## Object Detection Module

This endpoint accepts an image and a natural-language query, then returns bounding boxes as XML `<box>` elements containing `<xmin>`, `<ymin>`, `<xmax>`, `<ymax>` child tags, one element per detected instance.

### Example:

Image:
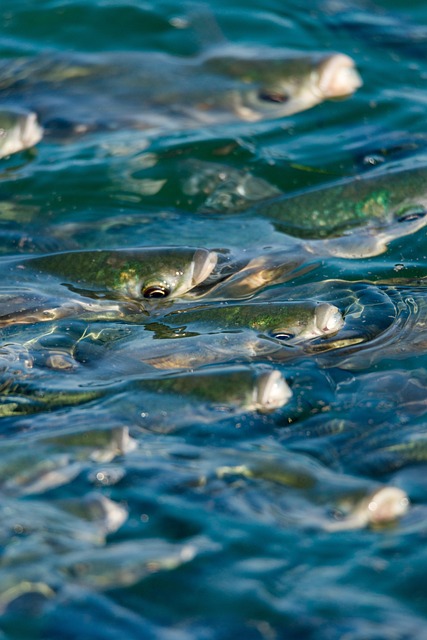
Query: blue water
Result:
<box><xmin>1</xmin><ymin>1</ymin><xmax>427</xmax><ymax>638</ymax></box>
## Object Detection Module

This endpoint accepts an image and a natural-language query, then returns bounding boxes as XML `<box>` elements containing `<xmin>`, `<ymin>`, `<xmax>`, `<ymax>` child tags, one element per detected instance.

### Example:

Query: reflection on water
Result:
<box><xmin>1</xmin><ymin>0</ymin><xmax>427</xmax><ymax>638</ymax></box>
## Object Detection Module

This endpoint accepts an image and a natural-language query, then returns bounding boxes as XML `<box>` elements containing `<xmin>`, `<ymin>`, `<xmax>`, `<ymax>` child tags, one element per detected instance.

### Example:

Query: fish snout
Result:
<box><xmin>255</xmin><ymin>369</ymin><xmax>292</xmax><ymax>413</ymax></box>
<box><xmin>317</xmin><ymin>53</ymin><xmax>362</xmax><ymax>98</ymax></box>
<box><xmin>314</xmin><ymin>302</ymin><xmax>344</xmax><ymax>336</ymax></box>
<box><xmin>21</xmin><ymin>111</ymin><xmax>44</xmax><ymax>148</ymax></box>
<box><xmin>364</xmin><ymin>487</ymin><xmax>409</xmax><ymax>526</ymax></box>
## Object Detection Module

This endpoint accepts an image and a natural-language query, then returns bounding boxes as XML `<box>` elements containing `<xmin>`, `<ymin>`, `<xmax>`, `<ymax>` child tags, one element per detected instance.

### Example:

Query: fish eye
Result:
<box><xmin>258</xmin><ymin>90</ymin><xmax>289</xmax><ymax>104</ymax></box>
<box><xmin>272</xmin><ymin>332</ymin><xmax>295</xmax><ymax>341</ymax></box>
<box><xmin>142</xmin><ymin>285</ymin><xmax>171</xmax><ymax>299</ymax></box>
<box><xmin>397</xmin><ymin>208</ymin><xmax>426</xmax><ymax>223</ymax></box>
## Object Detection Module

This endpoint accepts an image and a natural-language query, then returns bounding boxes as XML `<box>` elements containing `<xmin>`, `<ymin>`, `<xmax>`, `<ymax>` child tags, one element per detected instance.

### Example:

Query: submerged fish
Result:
<box><xmin>180</xmin><ymin>159</ymin><xmax>282</xmax><ymax>213</ymax></box>
<box><xmin>162</xmin><ymin>300</ymin><xmax>344</xmax><ymax>343</ymax></box>
<box><xmin>136</xmin><ymin>366</ymin><xmax>292</xmax><ymax>415</ymax></box>
<box><xmin>202</xmin><ymin>200</ymin><xmax>427</xmax><ymax>300</ymax></box>
<box><xmin>0</xmin><ymin>49</ymin><xmax>361</xmax><ymax>133</ymax></box>
<box><xmin>135</xmin><ymin>333</ymin><xmax>285</xmax><ymax>371</ymax></box>
<box><xmin>7</xmin><ymin>246</ymin><xmax>217</xmax><ymax>303</ymax></box>
<box><xmin>0</xmin><ymin>108</ymin><xmax>43</xmax><ymax>158</ymax></box>
<box><xmin>217</xmin><ymin>452</ymin><xmax>409</xmax><ymax>530</ymax></box>
<box><xmin>251</xmin><ymin>165</ymin><xmax>427</xmax><ymax>240</ymax></box>
<box><xmin>95</xmin><ymin>301</ymin><xmax>343</xmax><ymax>373</ymax></box>
<box><xmin>250</xmin><ymin>279</ymin><xmax>422</xmax><ymax>365</ymax></box>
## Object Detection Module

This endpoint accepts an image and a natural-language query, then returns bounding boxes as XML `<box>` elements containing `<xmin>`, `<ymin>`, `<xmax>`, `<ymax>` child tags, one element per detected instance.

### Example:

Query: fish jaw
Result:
<box><xmin>254</xmin><ymin>370</ymin><xmax>292</xmax><ymax>413</ymax></box>
<box><xmin>326</xmin><ymin>486</ymin><xmax>410</xmax><ymax>531</ymax></box>
<box><xmin>313</xmin><ymin>303</ymin><xmax>345</xmax><ymax>337</ymax></box>
<box><xmin>20</xmin><ymin>111</ymin><xmax>44</xmax><ymax>148</ymax></box>
<box><xmin>0</xmin><ymin>110</ymin><xmax>43</xmax><ymax>158</ymax></box>
<box><xmin>317</xmin><ymin>53</ymin><xmax>363</xmax><ymax>99</ymax></box>
<box><xmin>364</xmin><ymin>487</ymin><xmax>410</xmax><ymax>526</ymax></box>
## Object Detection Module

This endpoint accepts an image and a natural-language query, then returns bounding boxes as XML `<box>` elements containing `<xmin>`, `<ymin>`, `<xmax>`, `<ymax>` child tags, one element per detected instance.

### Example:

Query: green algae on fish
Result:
<box><xmin>9</xmin><ymin>246</ymin><xmax>217</xmax><ymax>303</ymax></box>
<box><xmin>162</xmin><ymin>300</ymin><xmax>344</xmax><ymax>343</ymax></box>
<box><xmin>195</xmin><ymin>205</ymin><xmax>427</xmax><ymax>300</ymax></box>
<box><xmin>0</xmin><ymin>381</ymin><xmax>103</xmax><ymax>417</ymax></box>
<box><xmin>252</xmin><ymin>165</ymin><xmax>427</xmax><ymax>240</ymax></box>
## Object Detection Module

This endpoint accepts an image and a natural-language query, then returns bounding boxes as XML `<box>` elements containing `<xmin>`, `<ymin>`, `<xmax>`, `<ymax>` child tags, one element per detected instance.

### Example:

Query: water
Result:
<box><xmin>1</xmin><ymin>0</ymin><xmax>427</xmax><ymax>637</ymax></box>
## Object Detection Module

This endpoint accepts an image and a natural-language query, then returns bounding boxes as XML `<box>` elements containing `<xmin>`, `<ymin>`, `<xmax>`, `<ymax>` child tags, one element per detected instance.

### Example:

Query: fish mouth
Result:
<box><xmin>317</xmin><ymin>54</ymin><xmax>362</xmax><ymax>98</ymax></box>
<box><xmin>20</xmin><ymin>111</ymin><xmax>44</xmax><ymax>148</ymax></box>
<box><xmin>314</xmin><ymin>303</ymin><xmax>344</xmax><ymax>336</ymax></box>
<box><xmin>191</xmin><ymin>249</ymin><xmax>218</xmax><ymax>287</ymax></box>
<box><xmin>255</xmin><ymin>369</ymin><xmax>292</xmax><ymax>413</ymax></box>
<box><xmin>363</xmin><ymin>487</ymin><xmax>409</xmax><ymax>526</ymax></box>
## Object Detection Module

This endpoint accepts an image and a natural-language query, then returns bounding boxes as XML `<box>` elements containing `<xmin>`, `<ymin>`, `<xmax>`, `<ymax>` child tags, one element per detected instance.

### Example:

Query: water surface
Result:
<box><xmin>1</xmin><ymin>1</ymin><xmax>427</xmax><ymax>638</ymax></box>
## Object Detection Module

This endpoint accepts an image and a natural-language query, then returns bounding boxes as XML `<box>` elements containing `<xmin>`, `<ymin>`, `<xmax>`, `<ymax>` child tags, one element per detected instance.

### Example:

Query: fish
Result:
<box><xmin>92</xmin><ymin>300</ymin><xmax>344</xmax><ymax>373</ymax></box>
<box><xmin>0</xmin><ymin>382</ymin><xmax>102</xmax><ymax>418</ymax></box>
<box><xmin>136</xmin><ymin>333</ymin><xmax>285</xmax><ymax>371</ymax></box>
<box><xmin>0</xmin><ymin>108</ymin><xmax>43</xmax><ymax>158</ymax></box>
<box><xmin>5</xmin><ymin>247</ymin><xmax>217</xmax><ymax>309</ymax></box>
<box><xmin>0</xmin><ymin>49</ymin><xmax>361</xmax><ymax>134</ymax></box>
<box><xmin>251</xmin><ymin>165</ymin><xmax>427</xmax><ymax>241</ymax></box>
<box><xmin>200</xmin><ymin>198</ymin><xmax>427</xmax><ymax>300</ymax></box>
<box><xmin>0</xmin><ymin>426</ymin><xmax>135</xmax><ymax>495</ymax></box>
<box><xmin>136</xmin><ymin>366</ymin><xmax>292</xmax><ymax>415</ymax></box>
<box><xmin>180</xmin><ymin>159</ymin><xmax>282</xmax><ymax>213</ymax></box>
<box><xmin>161</xmin><ymin>300</ymin><xmax>344</xmax><ymax>344</ymax></box>
<box><xmin>216</xmin><ymin>451</ymin><xmax>409</xmax><ymax>531</ymax></box>
<box><xmin>0</xmin><ymin>248</ymin><xmax>218</xmax><ymax>329</ymax></box>
<box><xmin>251</xmin><ymin>279</ymin><xmax>426</xmax><ymax>365</ymax></box>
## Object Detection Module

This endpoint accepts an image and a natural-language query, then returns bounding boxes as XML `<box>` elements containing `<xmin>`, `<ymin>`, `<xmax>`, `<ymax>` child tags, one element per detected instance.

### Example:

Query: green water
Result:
<box><xmin>1</xmin><ymin>1</ymin><xmax>427</xmax><ymax>638</ymax></box>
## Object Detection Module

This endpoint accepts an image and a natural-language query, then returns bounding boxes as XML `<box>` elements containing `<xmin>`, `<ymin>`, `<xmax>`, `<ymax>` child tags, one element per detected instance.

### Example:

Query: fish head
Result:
<box><xmin>267</xmin><ymin>301</ymin><xmax>344</xmax><ymax>343</ymax></box>
<box><xmin>118</xmin><ymin>247</ymin><xmax>218</xmax><ymax>301</ymax></box>
<box><xmin>315</xmin><ymin>53</ymin><xmax>363</xmax><ymax>99</ymax></box>
<box><xmin>364</xmin><ymin>487</ymin><xmax>409</xmax><ymax>526</ymax></box>
<box><xmin>208</xmin><ymin>51</ymin><xmax>362</xmax><ymax>122</ymax></box>
<box><xmin>0</xmin><ymin>109</ymin><xmax>43</xmax><ymax>158</ymax></box>
<box><xmin>253</xmin><ymin>369</ymin><xmax>292</xmax><ymax>413</ymax></box>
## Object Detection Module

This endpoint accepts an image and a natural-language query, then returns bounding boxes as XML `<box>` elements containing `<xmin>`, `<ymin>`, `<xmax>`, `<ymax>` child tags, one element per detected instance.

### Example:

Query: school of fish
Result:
<box><xmin>2</xmin><ymin>11</ymin><xmax>427</xmax><ymax>622</ymax></box>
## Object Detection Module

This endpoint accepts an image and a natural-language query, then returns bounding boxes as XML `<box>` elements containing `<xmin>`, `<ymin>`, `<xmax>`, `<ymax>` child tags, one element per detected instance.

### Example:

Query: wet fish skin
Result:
<box><xmin>0</xmin><ymin>379</ymin><xmax>103</xmax><ymax>417</ymax></box>
<box><xmin>140</xmin><ymin>333</ymin><xmax>286</xmax><ymax>371</ymax></box>
<box><xmin>136</xmin><ymin>366</ymin><xmax>292</xmax><ymax>414</ymax></box>
<box><xmin>217</xmin><ymin>455</ymin><xmax>409</xmax><ymax>530</ymax></box>
<box><xmin>252</xmin><ymin>165</ymin><xmax>427</xmax><ymax>240</ymax></box>
<box><xmin>12</xmin><ymin>247</ymin><xmax>217</xmax><ymax>302</ymax></box>
<box><xmin>162</xmin><ymin>300</ymin><xmax>344</xmax><ymax>343</ymax></box>
<box><xmin>0</xmin><ymin>108</ymin><xmax>43</xmax><ymax>158</ymax></box>
<box><xmin>0</xmin><ymin>49</ymin><xmax>361</xmax><ymax>132</ymax></box>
